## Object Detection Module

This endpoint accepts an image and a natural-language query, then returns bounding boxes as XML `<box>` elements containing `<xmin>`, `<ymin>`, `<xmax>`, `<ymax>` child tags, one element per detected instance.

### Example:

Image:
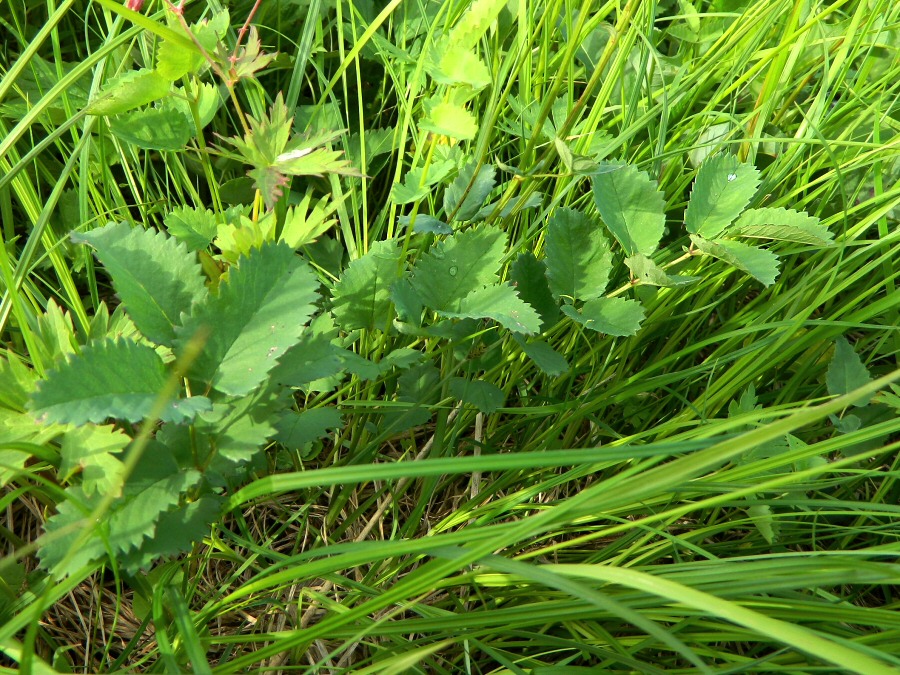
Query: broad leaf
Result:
<box><xmin>164</xmin><ymin>206</ymin><xmax>219</xmax><ymax>251</ymax></box>
<box><xmin>274</xmin><ymin>407</ymin><xmax>343</xmax><ymax>449</ymax></box>
<box><xmin>445</xmin><ymin>0</ymin><xmax>507</xmax><ymax>51</ymax></box>
<box><xmin>444</xmin><ymin>163</ymin><xmax>496</xmax><ymax>221</ymax></box>
<box><xmin>280</xmin><ymin>193</ymin><xmax>337</xmax><ymax>248</ymax></box>
<box><xmin>449</xmin><ymin>377</ymin><xmax>505</xmax><ymax>413</ymax></box>
<box><xmin>120</xmin><ymin>496</ymin><xmax>222</xmax><ymax>569</ymax></box>
<box><xmin>410</xmin><ymin>224</ymin><xmax>506</xmax><ymax>311</ymax></box>
<box><xmin>428</xmin><ymin>49</ymin><xmax>491</xmax><ymax>90</ymax></box>
<box><xmin>625</xmin><ymin>254</ymin><xmax>699</xmax><ymax>287</ymax></box>
<box><xmin>690</xmin><ymin>235</ymin><xmax>780</xmax><ymax>286</ymax></box>
<box><xmin>176</xmin><ymin>241</ymin><xmax>320</xmax><ymax>396</ymax></box>
<box><xmin>592</xmin><ymin>162</ymin><xmax>666</xmax><ymax>256</ymax></box>
<box><xmin>544</xmin><ymin>207</ymin><xmax>612</xmax><ymax>301</ymax></box>
<box><xmin>562</xmin><ymin>297</ymin><xmax>645</xmax><ymax>336</ymax></box>
<box><xmin>86</xmin><ymin>68</ymin><xmax>171</xmax><ymax>116</ymax></box>
<box><xmin>421</xmin><ymin>100</ymin><xmax>477</xmax><ymax>140</ymax></box>
<box><xmin>74</xmin><ymin>221</ymin><xmax>206</xmax><ymax>346</ymax></box>
<box><xmin>685</xmin><ymin>154</ymin><xmax>760</xmax><ymax>238</ymax></box>
<box><xmin>439</xmin><ymin>284</ymin><xmax>541</xmax><ymax>334</ymax></box>
<box><xmin>109</xmin><ymin>107</ymin><xmax>192</xmax><ymax>151</ymax></box>
<box><xmin>271</xmin><ymin>314</ymin><xmax>343</xmax><ymax>387</ymax></box>
<box><xmin>731</xmin><ymin>207</ymin><xmax>833</xmax><ymax>245</ymax></box>
<box><xmin>331</xmin><ymin>239</ymin><xmax>403</xmax><ymax>331</ymax></box>
<box><xmin>29</xmin><ymin>339</ymin><xmax>210</xmax><ymax>425</ymax></box>
<box><xmin>518</xmin><ymin>338</ymin><xmax>569</xmax><ymax>376</ymax></box>
<box><xmin>826</xmin><ymin>337</ymin><xmax>873</xmax><ymax>406</ymax></box>
<box><xmin>391</xmin><ymin>159</ymin><xmax>456</xmax><ymax>204</ymax></box>
<box><xmin>509</xmin><ymin>252</ymin><xmax>559</xmax><ymax>330</ymax></box>
<box><xmin>203</xmin><ymin>398</ymin><xmax>277</xmax><ymax>464</ymax></box>
<box><xmin>60</xmin><ymin>425</ymin><xmax>129</xmax><ymax>497</ymax></box>
<box><xmin>398</xmin><ymin>214</ymin><xmax>452</xmax><ymax>234</ymax></box>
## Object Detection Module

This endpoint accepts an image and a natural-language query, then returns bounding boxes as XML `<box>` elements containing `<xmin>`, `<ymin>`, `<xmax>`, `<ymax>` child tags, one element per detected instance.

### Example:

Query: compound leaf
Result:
<box><xmin>28</xmin><ymin>338</ymin><xmax>209</xmax><ymax>425</ymax></box>
<box><xmin>74</xmin><ymin>221</ymin><xmax>206</xmax><ymax>346</ymax></box>
<box><xmin>410</xmin><ymin>224</ymin><xmax>506</xmax><ymax>311</ymax></box>
<box><xmin>176</xmin><ymin>241</ymin><xmax>320</xmax><ymax>396</ymax></box>
<box><xmin>685</xmin><ymin>154</ymin><xmax>760</xmax><ymax>239</ymax></box>
<box><xmin>331</xmin><ymin>239</ymin><xmax>403</xmax><ymax>331</ymax></box>
<box><xmin>544</xmin><ymin>207</ymin><xmax>612</xmax><ymax>301</ymax></box>
<box><xmin>562</xmin><ymin>297</ymin><xmax>644</xmax><ymax>336</ymax></box>
<box><xmin>690</xmin><ymin>235</ymin><xmax>780</xmax><ymax>286</ymax></box>
<box><xmin>592</xmin><ymin>162</ymin><xmax>666</xmax><ymax>256</ymax></box>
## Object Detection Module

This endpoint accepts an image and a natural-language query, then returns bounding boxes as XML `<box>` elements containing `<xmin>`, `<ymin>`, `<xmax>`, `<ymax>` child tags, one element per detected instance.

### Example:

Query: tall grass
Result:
<box><xmin>2</xmin><ymin>0</ymin><xmax>900</xmax><ymax>671</ymax></box>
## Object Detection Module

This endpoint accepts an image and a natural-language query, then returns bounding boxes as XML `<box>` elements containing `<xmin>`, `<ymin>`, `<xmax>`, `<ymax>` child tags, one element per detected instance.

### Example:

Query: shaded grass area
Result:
<box><xmin>2</xmin><ymin>0</ymin><xmax>900</xmax><ymax>672</ymax></box>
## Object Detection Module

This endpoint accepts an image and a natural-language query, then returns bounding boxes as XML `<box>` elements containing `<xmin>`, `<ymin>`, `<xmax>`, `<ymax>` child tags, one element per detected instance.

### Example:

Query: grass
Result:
<box><xmin>2</xmin><ymin>0</ymin><xmax>900</xmax><ymax>672</ymax></box>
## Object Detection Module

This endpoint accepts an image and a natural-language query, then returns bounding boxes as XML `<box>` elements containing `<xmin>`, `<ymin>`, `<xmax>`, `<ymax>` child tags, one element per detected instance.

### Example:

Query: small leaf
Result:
<box><xmin>444</xmin><ymin>163</ymin><xmax>496</xmax><ymax>221</ymax></box>
<box><xmin>439</xmin><ymin>283</ymin><xmax>542</xmax><ymax>334</ymax></box>
<box><xmin>391</xmin><ymin>160</ymin><xmax>456</xmax><ymax>205</ymax></box>
<box><xmin>176</xmin><ymin>242</ymin><xmax>320</xmax><ymax>395</ymax></box>
<box><xmin>421</xmin><ymin>100</ymin><xmax>478</xmax><ymax>140</ymax></box>
<box><xmin>60</xmin><ymin>425</ymin><xmax>129</xmax><ymax>497</ymax></box>
<box><xmin>410</xmin><ymin>223</ymin><xmax>506</xmax><ymax>311</ymax></box>
<box><xmin>592</xmin><ymin>162</ymin><xmax>666</xmax><ymax>256</ymax></box>
<box><xmin>271</xmin><ymin>314</ymin><xmax>343</xmax><ymax>387</ymax></box>
<box><xmin>562</xmin><ymin>297</ymin><xmax>644</xmax><ymax>336</ymax></box>
<box><xmin>120</xmin><ymin>496</ymin><xmax>222</xmax><ymax>569</ymax></box>
<box><xmin>445</xmin><ymin>0</ymin><xmax>507</xmax><ymax>51</ymax></box>
<box><xmin>428</xmin><ymin>49</ymin><xmax>492</xmax><ymax>90</ymax></box>
<box><xmin>731</xmin><ymin>207</ymin><xmax>833</xmax><ymax>245</ymax></box>
<box><xmin>509</xmin><ymin>251</ymin><xmax>559</xmax><ymax>330</ymax></box>
<box><xmin>398</xmin><ymin>214</ymin><xmax>452</xmax><ymax>234</ymax></box>
<box><xmin>86</xmin><ymin>68</ymin><xmax>171</xmax><ymax>116</ymax></box>
<box><xmin>518</xmin><ymin>338</ymin><xmax>569</xmax><ymax>376</ymax></box>
<box><xmin>625</xmin><ymin>254</ymin><xmax>699</xmax><ymax>287</ymax></box>
<box><xmin>164</xmin><ymin>206</ymin><xmax>219</xmax><ymax>251</ymax></box>
<box><xmin>690</xmin><ymin>235</ymin><xmax>780</xmax><ymax>286</ymax></box>
<box><xmin>449</xmin><ymin>377</ymin><xmax>505</xmax><ymax>413</ymax></box>
<box><xmin>280</xmin><ymin>193</ymin><xmax>337</xmax><ymax>248</ymax></box>
<box><xmin>74</xmin><ymin>222</ymin><xmax>207</xmax><ymax>346</ymax></box>
<box><xmin>331</xmin><ymin>239</ymin><xmax>403</xmax><ymax>331</ymax></box>
<box><xmin>29</xmin><ymin>339</ymin><xmax>210</xmax><ymax>425</ymax></box>
<box><xmin>274</xmin><ymin>407</ymin><xmax>343</xmax><ymax>449</ymax></box>
<box><xmin>544</xmin><ymin>207</ymin><xmax>612</xmax><ymax>301</ymax></box>
<box><xmin>826</xmin><ymin>337</ymin><xmax>873</xmax><ymax>406</ymax></box>
<box><xmin>109</xmin><ymin>107</ymin><xmax>192</xmax><ymax>151</ymax></box>
<box><xmin>685</xmin><ymin>154</ymin><xmax>760</xmax><ymax>238</ymax></box>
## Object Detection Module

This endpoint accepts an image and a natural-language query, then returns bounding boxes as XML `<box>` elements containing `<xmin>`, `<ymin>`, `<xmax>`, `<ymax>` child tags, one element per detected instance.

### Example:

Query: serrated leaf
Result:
<box><xmin>826</xmin><ymin>337</ymin><xmax>873</xmax><ymax>406</ymax></box>
<box><xmin>690</xmin><ymin>235</ymin><xmax>780</xmax><ymax>286</ymax></box>
<box><xmin>332</xmin><ymin>239</ymin><xmax>403</xmax><ymax>331</ymax></box>
<box><xmin>60</xmin><ymin>425</ymin><xmax>129</xmax><ymax>497</ymax></box>
<box><xmin>391</xmin><ymin>160</ymin><xmax>456</xmax><ymax>205</ymax></box>
<box><xmin>444</xmin><ymin>163</ymin><xmax>496</xmax><ymax>221</ymax></box>
<box><xmin>28</xmin><ymin>339</ymin><xmax>210</xmax><ymax>425</ymax></box>
<box><xmin>445</xmin><ymin>0</ymin><xmax>507</xmax><ymax>51</ymax></box>
<box><xmin>207</xmin><ymin>398</ymin><xmax>277</xmax><ymax>464</ymax></box>
<box><xmin>421</xmin><ymin>100</ymin><xmax>477</xmax><ymax>140</ymax></box>
<box><xmin>164</xmin><ymin>206</ymin><xmax>219</xmax><ymax>251</ymax></box>
<box><xmin>592</xmin><ymin>162</ymin><xmax>666</xmax><ymax>256</ymax></box>
<box><xmin>156</xmin><ymin>15</ymin><xmax>220</xmax><ymax>80</ymax></box>
<box><xmin>439</xmin><ymin>283</ymin><xmax>541</xmax><ymax>334</ymax></box>
<box><xmin>398</xmin><ymin>214</ymin><xmax>452</xmax><ymax>234</ymax></box>
<box><xmin>510</xmin><ymin>252</ymin><xmax>559</xmax><ymax>330</ymax></box>
<box><xmin>428</xmin><ymin>49</ymin><xmax>492</xmax><ymax>90</ymax></box>
<box><xmin>625</xmin><ymin>254</ymin><xmax>699</xmax><ymax>287</ymax></box>
<box><xmin>271</xmin><ymin>314</ymin><xmax>343</xmax><ymax>387</ymax></box>
<box><xmin>544</xmin><ymin>207</ymin><xmax>612</xmax><ymax>301</ymax></box>
<box><xmin>87</xmin><ymin>69</ymin><xmax>171</xmax><ymax>116</ymax></box>
<box><xmin>473</xmin><ymin>190</ymin><xmax>543</xmax><ymax>222</ymax></box>
<box><xmin>518</xmin><ymin>338</ymin><xmax>569</xmax><ymax>376</ymax></box>
<box><xmin>109</xmin><ymin>107</ymin><xmax>192</xmax><ymax>151</ymax></box>
<box><xmin>562</xmin><ymin>297</ymin><xmax>644</xmax><ymax>336</ymax></box>
<box><xmin>167</xmin><ymin>81</ymin><xmax>221</xmax><ymax>130</ymax></box>
<box><xmin>410</xmin><ymin>224</ymin><xmax>506</xmax><ymax>311</ymax></box>
<box><xmin>274</xmin><ymin>407</ymin><xmax>343</xmax><ymax>449</ymax></box>
<box><xmin>176</xmin><ymin>241</ymin><xmax>320</xmax><ymax>396</ymax></box>
<box><xmin>280</xmin><ymin>192</ymin><xmax>337</xmax><ymax>248</ymax></box>
<box><xmin>74</xmin><ymin>221</ymin><xmax>207</xmax><ymax>346</ymax></box>
<box><xmin>731</xmin><ymin>207</ymin><xmax>833</xmax><ymax>245</ymax></box>
<box><xmin>449</xmin><ymin>377</ymin><xmax>505</xmax><ymax>413</ymax></box>
<box><xmin>685</xmin><ymin>154</ymin><xmax>760</xmax><ymax>238</ymax></box>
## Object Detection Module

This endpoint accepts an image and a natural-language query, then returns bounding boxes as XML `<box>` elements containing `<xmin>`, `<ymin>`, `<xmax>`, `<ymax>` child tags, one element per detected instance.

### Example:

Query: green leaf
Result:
<box><xmin>176</xmin><ymin>241</ymin><xmax>320</xmax><ymax>396</ymax></box>
<box><xmin>592</xmin><ymin>162</ymin><xmax>666</xmax><ymax>256</ymax></box>
<box><xmin>108</xmin><ymin>107</ymin><xmax>192</xmax><ymax>151</ymax></box>
<box><xmin>155</xmin><ymin>13</ymin><xmax>222</xmax><ymax>80</ymax></box>
<box><xmin>0</xmin><ymin>352</ymin><xmax>36</xmax><ymax>411</ymax></box>
<box><xmin>443</xmin><ymin>163</ymin><xmax>496</xmax><ymax>222</ymax></box>
<box><xmin>730</xmin><ymin>207</ymin><xmax>833</xmax><ymax>245</ymax></box>
<box><xmin>59</xmin><ymin>425</ymin><xmax>129</xmax><ymax>497</ymax></box>
<box><xmin>280</xmin><ymin>193</ymin><xmax>337</xmax><ymax>249</ymax></box>
<box><xmin>439</xmin><ymin>284</ymin><xmax>542</xmax><ymax>334</ymax></box>
<box><xmin>86</xmin><ymin>68</ymin><xmax>171</xmax><ymax>116</ymax></box>
<box><xmin>204</xmin><ymin>398</ymin><xmax>277</xmax><ymax>465</ymax></box>
<box><xmin>271</xmin><ymin>314</ymin><xmax>343</xmax><ymax>387</ymax></box>
<box><xmin>518</xmin><ymin>338</ymin><xmax>569</xmax><ymax>376</ymax></box>
<box><xmin>449</xmin><ymin>377</ymin><xmax>505</xmax><ymax>413</ymax></box>
<box><xmin>164</xmin><ymin>206</ymin><xmax>219</xmax><ymax>251</ymax></box>
<box><xmin>428</xmin><ymin>49</ymin><xmax>492</xmax><ymax>90</ymax></box>
<box><xmin>473</xmin><ymin>191</ymin><xmax>543</xmax><ymax>222</ymax></box>
<box><xmin>398</xmin><ymin>214</ymin><xmax>452</xmax><ymax>234</ymax></box>
<box><xmin>120</xmin><ymin>497</ymin><xmax>222</xmax><ymax>569</ymax></box>
<box><xmin>274</xmin><ymin>407</ymin><xmax>343</xmax><ymax>449</ymax></box>
<box><xmin>445</xmin><ymin>0</ymin><xmax>507</xmax><ymax>51</ymax></box>
<box><xmin>410</xmin><ymin>223</ymin><xmax>506</xmax><ymax>311</ymax></box>
<box><xmin>332</xmin><ymin>239</ymin><xmax>403</xmax><ymax>331</ymax></box>
<box><xmin>421</xmin><ymin>100</ymin><xmax>478</xmax><ymax>140</ymax></box>
<box><xmin>625</xmin><ymin>254</ymin><xmax>699</xmax><ymax>287</ymax></box>
<box><xmin>391</xmin><ymin>159</ymin><xmax>456</xmax><ymax>205</ymax></box>
<box><xmin>29</xmin><ymin>339</ymin><xmax>210</xmax><ymax>425</ymax></box>
<box><xmin>690</xmin><ymin>235</ymin><xmax>780</xmax><ymax>286</ymax></box>
<box><xmin>562</xmin><ymin>297</ymin><xmax>645</xmax><ymax>336</ymax></box>
<box><xmin>685</xmin><ymin>154</ymin><xmax>760</xmax><ymax>238</ymax></box>
<box><xmin>510</xmin><ymin>252</ymin><xmax>559</xmax><ymax>330</ymax></box>
<box><xmin>74</xmin><ymin>221</ymin><xmax>207</xmax><ymax>346</ymax></box>
<box><xmin>826</xmin><ymin>337</ymin><xmax>873</xmax><ymax>406</ymax></box>
<box><xmin>544</xmin><ymin>207</ymin><xmax>612</xmax><ymax>301</ymax></box>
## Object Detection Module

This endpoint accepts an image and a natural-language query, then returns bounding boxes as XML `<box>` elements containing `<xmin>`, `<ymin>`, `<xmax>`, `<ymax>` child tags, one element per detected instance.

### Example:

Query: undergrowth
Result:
<box><xmin>2</xmin><ymin>0</ymin><xmax>900</xmax><ymax>672</ymax></box>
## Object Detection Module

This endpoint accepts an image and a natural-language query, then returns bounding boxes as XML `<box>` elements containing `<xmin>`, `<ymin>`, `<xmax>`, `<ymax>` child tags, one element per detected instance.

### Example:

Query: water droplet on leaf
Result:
<box><xmin>448</xmin><ymin>265</ymin><xmax>458</xmax><ymax>276</ymax></box>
